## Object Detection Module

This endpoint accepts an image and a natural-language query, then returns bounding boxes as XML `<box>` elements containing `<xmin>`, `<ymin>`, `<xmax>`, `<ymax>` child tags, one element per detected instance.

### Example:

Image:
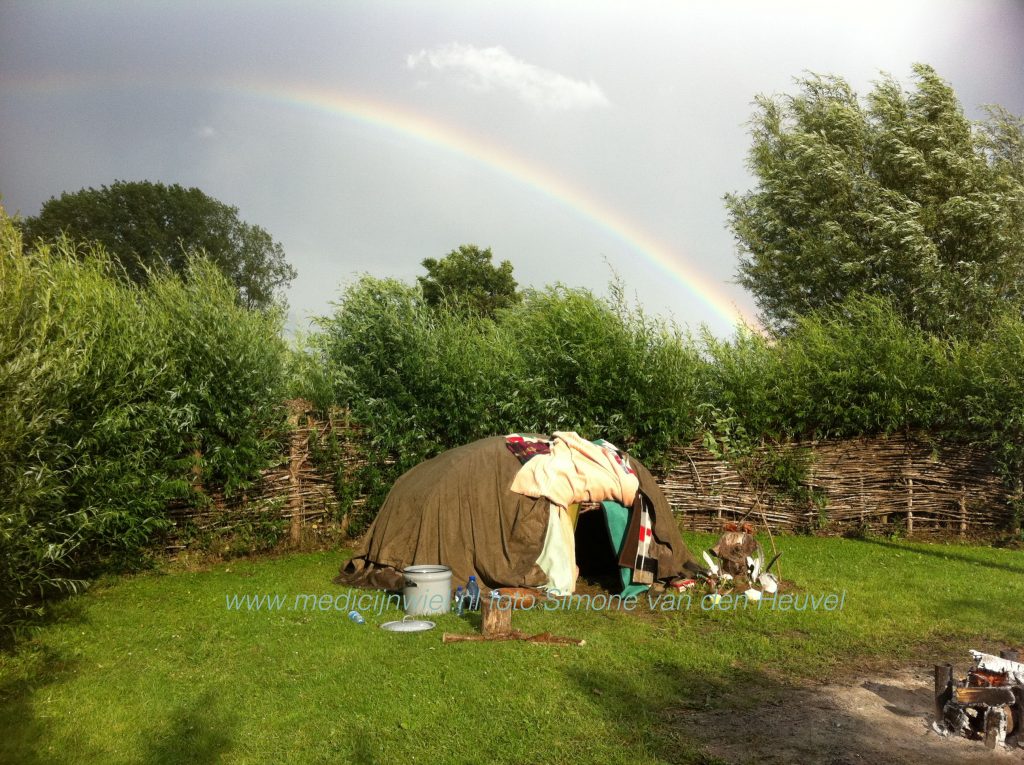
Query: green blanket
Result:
<box><xmin>601</xmin><ymin>500</ymin><xmax>649</xmax><ymax>597</ymax></box>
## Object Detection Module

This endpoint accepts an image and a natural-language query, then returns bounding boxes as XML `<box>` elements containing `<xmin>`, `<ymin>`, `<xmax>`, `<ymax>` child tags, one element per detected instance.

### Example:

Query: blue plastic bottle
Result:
<box><xmin>348</xmin><ymin>610</ymin><xmax>365</xmax><ymax>625</ymax></box>
<box><xmin>466</xmin><ymin>576</ymin><xmax>481</xmax><ymax>611</ymax></box>
<box><xmin>453</xmin><ymin>586</ymin><xmax>464</xmax><ymax>616</ymax></box>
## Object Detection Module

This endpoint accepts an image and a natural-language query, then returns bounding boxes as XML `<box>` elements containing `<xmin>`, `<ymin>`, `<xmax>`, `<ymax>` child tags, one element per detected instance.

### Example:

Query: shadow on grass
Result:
<box><xmin>346</xmin><ymin>726</ymin><xmax>384</xmax><ymax>765</ymax></box>
<box><xmin>0</xmin><ymin>597</ymin><xmax>94</xmax><ymax>763</ymax></box>
<box><xmin>563</xmin><ymin>661</ymin><xmax>762</xmax><ymax>765</ymax></box>
<box><xmin>848</xmin><ymin>537</ymin><xmax>1024</xmax><ymax>575</ymax></box>
<box><xmin>1</xmin><ymin>590</ymin><xmax>92</xmax><ymax>652</ymax></box>
<box><xmin>0</xmin><ymin>645</ymin><xmax>85</xmax><ymax>765</ymax></box>
<box><xmin>140</xmin><ymin>689</ymin><xmax>238</xmax><ymax>765</ymax></box>
<box><xmin>562</xmin><ymin>658</ymin><xmax>970</xmax><ymax>765</ymax></box>
<box><xmin>1</xmin><ymin>639</ymin><xmax>236</xmax><ymax>764</ymax></box>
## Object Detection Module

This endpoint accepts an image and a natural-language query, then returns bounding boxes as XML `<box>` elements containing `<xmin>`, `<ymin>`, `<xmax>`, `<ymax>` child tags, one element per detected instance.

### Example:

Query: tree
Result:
<box><xmin>417</xmin><ymin>244</ymin><xmax>520</xmax><ymax>317</ymax></box>
<box><xmin>20</xmin><ymin>180</ymin><xmax>296</xmax><ymax>310</ymax></box>
<box><xmin>726</xmin><ymin>64</ymin><xmax>1024</xmax><ymax>336</ymax></box>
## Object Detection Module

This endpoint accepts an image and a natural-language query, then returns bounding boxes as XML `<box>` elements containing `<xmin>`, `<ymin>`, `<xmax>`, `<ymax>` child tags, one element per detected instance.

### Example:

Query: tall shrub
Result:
<box><xmin>499</xmin><ymin>284</ymin><xmax>707</xmax><ymax>462</ymax></box>
<box><xmin>706</xmin><ymin>295</ymin><xmax>947</xmax><ymax>440</ymax></box>
<box><xmin>315</xmin><ymin>277</ymin><xmax>516</xmax><ymax>470</ymax></box>
<box><xmin>0</xmin><ymin>209</ymin><xmax>289</xmax><ymax>638</ymax></box>
<box><xmin>947</xmin><ymin>310</ymin><xmax>1024</xmax><ymax>525</ymax></box>
<box><xmin>768</xmin><ymin>295</ymin><xmax>946</xmax><ymax>438</ymax></box>
<box><xmin>147</xmin><ymin>259</ymin><xmax>289</xmax><ymax>496</ymax></box>
<box><xmin>0</xmin><ymin>220</ymin><xmax>180</xmax><ymax>635</ymax></box>
<box><xmin>314</xmin><ymin>276</ymin><xmax>707</xmax><ymax>476</ymax></box>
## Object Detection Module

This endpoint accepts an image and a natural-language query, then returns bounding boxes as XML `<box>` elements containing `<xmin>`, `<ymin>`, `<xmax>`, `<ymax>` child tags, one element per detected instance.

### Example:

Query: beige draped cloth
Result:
<box><xmin>509</xmin><ymin>431</ymin><xmax>639</xmax><ymax>508</ymax></box>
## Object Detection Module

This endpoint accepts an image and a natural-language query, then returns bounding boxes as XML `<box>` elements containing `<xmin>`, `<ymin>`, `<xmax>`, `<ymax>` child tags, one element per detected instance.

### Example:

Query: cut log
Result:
<box><xmin>493</xmin><ymin>587</ymin><xmax>547</xmax><ymax>610</ymax></box>
<box><xmin>953</xmin><ymin>687</ymin><xmax>1015</xmax><ymax>706</ymax></box>
<box><xmin>481</xmin><ymin>598</ymin><xmax>513</xmax><ymax>637</ymax></box>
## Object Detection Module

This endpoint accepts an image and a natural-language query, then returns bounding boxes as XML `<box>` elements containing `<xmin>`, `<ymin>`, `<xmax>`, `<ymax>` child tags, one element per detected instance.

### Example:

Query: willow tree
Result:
<box><xmin>726</xmin><ymin>64</ymin><xmax>1024</xmax><ymax>336</ymax></box>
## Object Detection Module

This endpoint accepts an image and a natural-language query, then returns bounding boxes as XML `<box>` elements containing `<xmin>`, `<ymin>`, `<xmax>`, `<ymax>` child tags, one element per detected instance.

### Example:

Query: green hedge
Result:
<box><xmin>703</xmin><ymin>296</ymin><xmax>948</xmax><ymax>440</ymax></box>
<box><xmin>0</xmin><ymin>211</ymin><xmax>288</xmax><ymax>638</ymax></box>
<box><xmin>310</xmin><ymin>278</ymin><xmax>1024</xmax><ymax>532</ymax></box>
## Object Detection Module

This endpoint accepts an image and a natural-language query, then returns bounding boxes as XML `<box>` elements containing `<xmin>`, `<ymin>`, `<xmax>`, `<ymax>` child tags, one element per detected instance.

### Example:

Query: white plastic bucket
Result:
<box><xmin>402</xmin><ymin>564</ymin><xmax>452</xmax><ymax>616</ymax></box>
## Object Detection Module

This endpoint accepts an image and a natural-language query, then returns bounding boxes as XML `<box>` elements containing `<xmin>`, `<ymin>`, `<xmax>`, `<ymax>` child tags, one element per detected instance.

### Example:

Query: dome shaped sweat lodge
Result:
<box><xmin>335</xmin><ymin>434</ymin><xmax>703</xmax><ymax>593</ymax></box>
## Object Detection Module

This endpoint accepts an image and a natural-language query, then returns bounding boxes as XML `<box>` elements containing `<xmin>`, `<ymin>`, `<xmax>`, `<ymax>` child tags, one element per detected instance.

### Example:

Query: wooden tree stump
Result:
<box><xmin>481</xmin><ymin>597</ymin><xmax>513</xmax><ymax>636</ymax></box>
<box><xmin>443</xmin><ymin>589</ymin><xmax>584</xmax><ymax>646</ymax></box>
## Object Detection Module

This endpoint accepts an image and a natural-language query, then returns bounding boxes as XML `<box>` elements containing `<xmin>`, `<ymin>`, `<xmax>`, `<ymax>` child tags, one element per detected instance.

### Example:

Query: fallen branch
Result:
<box><xmin>442</xmin><ymin>630</ymin><xmax>585</xmax><ymax>646</ymax></box>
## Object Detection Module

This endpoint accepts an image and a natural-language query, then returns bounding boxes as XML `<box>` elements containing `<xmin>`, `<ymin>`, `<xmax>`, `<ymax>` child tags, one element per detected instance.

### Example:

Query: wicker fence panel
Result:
<box><xmin>660</xmin><ymin>434</ymin><xmax>1011</xmax><ymax>536</ymax></box>
<box><xmin>165</xmin><ymin>400</ymin><xmax>367</xmax><ymax>549</ymax></box>
<box><xmin>168</xmin><ymin>403</ymin><xmax>1015</xmax><ymax>547</ymax></box>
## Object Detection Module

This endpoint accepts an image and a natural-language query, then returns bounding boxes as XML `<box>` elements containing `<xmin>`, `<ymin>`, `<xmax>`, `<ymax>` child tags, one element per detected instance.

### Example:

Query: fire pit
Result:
<box><xmin>933</xmin><ymin>649</ymin><xmax>1024</xmax><ymax>750</ymax></box>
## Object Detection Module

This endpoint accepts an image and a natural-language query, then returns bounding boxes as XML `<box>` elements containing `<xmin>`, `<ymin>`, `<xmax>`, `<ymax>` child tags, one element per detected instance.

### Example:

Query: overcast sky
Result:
<box><xmin>3</xmin><ymin>0</ymin><xmax>1024</xmax><ymax>336</ymax></box>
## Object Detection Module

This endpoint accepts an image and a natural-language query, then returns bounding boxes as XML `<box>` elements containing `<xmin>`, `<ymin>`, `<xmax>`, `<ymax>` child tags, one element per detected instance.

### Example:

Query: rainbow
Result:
<box><xmin>2</xmin><ymin>74</ymin><xmax>754</xmax><ymax>329</ymax></box>
<box><xmin>240</xmin><ymin>81</ymin><xmax>751</xmax><ymax>329</ymax></box>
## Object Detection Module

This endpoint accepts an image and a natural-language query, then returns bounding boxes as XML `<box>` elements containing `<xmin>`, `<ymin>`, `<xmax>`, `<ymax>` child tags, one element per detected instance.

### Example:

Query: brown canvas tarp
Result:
<box><xmin>334</xmin><ymin>435</ymin><xmax>700</xmax><ymax>591</ymax></box>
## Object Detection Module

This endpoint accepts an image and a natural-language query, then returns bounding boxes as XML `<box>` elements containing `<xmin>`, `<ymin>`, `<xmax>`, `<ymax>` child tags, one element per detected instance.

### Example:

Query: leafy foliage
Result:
<box><xmin>20</xmin><ymin>180</ymin><xmax>297</xmax><ymax>310</ymax></box>
<box><xmin>313</xmin><ymin>275</ymin><xmax>706</xmax><ymax>484</ymax></box>
<box><xmin>945</xmin><ymin>311</ymin><xmax>1024</xmax><ymax>524</ymax></box>
<box><xmin>147</xmin><ymin>261</ymin><xmax>290</xmax><ymax>495</ymax></box>
<box><xmin>311</xmin><ymin>274</ymin><xmax>1024</xmax><ymax>533</ymax></box>
<box><xmin>499</xmin><ymin>281</ymin><xmax>707</xmax><ymax>465</ymax></box>
<box><xmin>727</xmin><ymin>65</ymin><xmax>1024</xmax><ymax>336</ymax></box>
<box><xmin>417</xmin><ymin>244</ymin><xmax>520</xmax><ymax>318</ymax></box>
<box><xmin>0</xmin><ymin>208</ymin><xmax>288</xmax><ymax>638</ymax></box>
<box><xmin>705</xmin><ymin>295</ymin><xmax>946</xmax><ymax>441</ymax></box>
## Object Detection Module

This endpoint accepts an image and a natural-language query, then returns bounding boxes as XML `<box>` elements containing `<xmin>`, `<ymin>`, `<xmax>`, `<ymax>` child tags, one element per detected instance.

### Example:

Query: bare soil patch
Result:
<box><xmin>670</xmin><ymin>667</ymin><xmax>1024</xmax><ymax>765</ymax></box>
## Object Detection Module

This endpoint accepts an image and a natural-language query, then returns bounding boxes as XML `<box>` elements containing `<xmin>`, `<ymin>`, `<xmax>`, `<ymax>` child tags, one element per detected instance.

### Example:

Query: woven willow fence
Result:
<box><xmin>166</xmin><ymin>400</ymin><xmax>366</xmax><ymax>549</ymax></box>
<box><xmin>662</xmin><ymin>435</ymin><xmax>1012</xmax><ymax>536</ymax></box>
<box><xmin>168</xmin><ymin>402</ymin><xmax>1015</xmax><ymax>546</ymax></box>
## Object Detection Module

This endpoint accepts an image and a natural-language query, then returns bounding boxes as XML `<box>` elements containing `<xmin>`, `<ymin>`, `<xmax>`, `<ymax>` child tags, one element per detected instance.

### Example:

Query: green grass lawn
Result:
<box><xmin>2</xmin><ymin>534</ymin><xmax>1022</xmax><ymax>765</ymax></box>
